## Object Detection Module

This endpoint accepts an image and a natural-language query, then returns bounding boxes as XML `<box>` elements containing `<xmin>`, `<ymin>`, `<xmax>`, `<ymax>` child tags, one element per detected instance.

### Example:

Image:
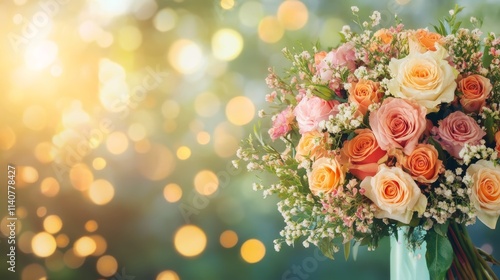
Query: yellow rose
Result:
<box><xmin>387</xmin><ymin>46</ymin><xmax>458</xmax><ymax>112</ymax></box>
<box><xmin>360</xmin><ymin>165</ymin><xmax>427</xmax><ymax>224</ymax></box>
<box><xmin>295</xmin><ymin>131</ymin><xmax>329</xmax><ymax>162</ymax></box>
<box><xmin>308</xmin><ymin>157</ymin><xmax>346</xmax><ymax>196</ymax></box>
<box><xmin>466</xmin><ymin>160</ymin><xmax>500</xmax><ymax>229</ymax></box>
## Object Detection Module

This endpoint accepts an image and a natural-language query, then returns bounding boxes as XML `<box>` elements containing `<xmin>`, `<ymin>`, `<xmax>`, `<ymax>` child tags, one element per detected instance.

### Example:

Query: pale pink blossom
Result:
<box><xmin>294</xmin><ymin>96</ymin><xmax>340</xmax><ymax>134</ymax></box>
<box><xmin>268</xmin><ymin>106</ymin><xmax>294</xmax><ymax>140</ymax></box>
<box><xmin>316</xmin><ymin>42</ymin><xmax>356</xmax><ymax>83</ymax></box>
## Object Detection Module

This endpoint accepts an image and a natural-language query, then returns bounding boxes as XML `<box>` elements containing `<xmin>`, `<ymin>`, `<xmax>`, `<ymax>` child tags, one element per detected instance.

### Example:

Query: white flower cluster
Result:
<box><xmin>423</xmin><ymin>168</ymin><xmax>476</xmax><ymax>226</ymax></box>
<box><xmin>369</xmin><ymin>11</ymin><xmax>381</xmax><ymax>27</ymax></box>
<box><xmin>459</xmin><ymin>141</ymin><xmax>497</xmax><ymax>165</ymax></box>
<box><xmin>319</xmin><ymin>103</ymin><xmax>363</xmax><ymax>134</ymax></box>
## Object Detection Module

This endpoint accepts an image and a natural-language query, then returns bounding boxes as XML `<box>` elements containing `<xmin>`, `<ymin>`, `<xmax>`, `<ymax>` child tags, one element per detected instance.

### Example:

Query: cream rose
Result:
<box><xmin>308</xmin><ymin>157</ymin><xmax>346</xmax><ymax>196</ymax></box>
<box><xmin>466</xmin><ymin>160</ymin><xmax>500</xmax><ymax>229</ymax></box>
<box><xmin>295</xmin><ymin>131</ymin><xmax>329</xmax><ymax>162</ymax></box>
<box><xmin>387</xmin><ymin>46</ymin><xmax>458</xmax><ymax>112</ymax></box>
<box><xmin>360</xmin><ymin>165</ymin><xmax>427</xmax><ymax>224</ymax></box>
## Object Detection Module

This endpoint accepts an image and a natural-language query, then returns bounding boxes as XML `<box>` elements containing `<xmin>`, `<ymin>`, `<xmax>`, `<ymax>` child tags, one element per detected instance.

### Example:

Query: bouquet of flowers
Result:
<box><xmin>235</xmin><ymin>5</ymin><xmax>500</xmax><ymax>280</ymax></box>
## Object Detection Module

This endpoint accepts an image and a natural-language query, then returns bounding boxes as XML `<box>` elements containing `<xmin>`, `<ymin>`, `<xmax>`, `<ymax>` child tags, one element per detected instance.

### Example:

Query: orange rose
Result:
<box><xmin>495</xmin><ymin>131</ymin><xmax>500</xmax><ymax>154</ymax></box>
<box><xmin>340</xmin><ymin>129</ymin><xmax>387</xmax><ymax>180</ymax></box>
<box><xmin>348</xmin><ymin>79</ymin><xmax>381</xmax><ymax>115</ymax></box>
<box><xmin>467</xmin><ymin>160</ymin><xmax>500</xmax><ymax>229</ymax></box>
<box><xmin>308</xmin><ymin>157</ymin><xmax>346</xmax><ymax>196</ymax></box>
<box><xmin>458</xmin><ymin>74</ymin><xmax>492</xmax><ymax>113</ymax></box>
<box><xmin>295</xmin><ymin>131</ymin><xmax>329</xmax><ymax>162</ymax></box>
<box><xmin>374</xmin><ymin>28</ymin><xmax>393</xmax><ymax>44</ymax></box>
<box><xmin>370</xmin><ymin>28</ymin><xmax>393</xmax><ymax>51</ymax></box>
<box><xmin>415</xmin><ymin>29</ymin><xmax>443</xmax><ymax>51</ymax></box>
<box><xmin>402</xmin><ymin>144</ymin><xmax>442</xmax><ymax>183</ymax></box>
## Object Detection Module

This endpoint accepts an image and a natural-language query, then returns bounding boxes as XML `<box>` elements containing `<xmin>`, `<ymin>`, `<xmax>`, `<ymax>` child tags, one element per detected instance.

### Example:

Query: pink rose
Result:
<box><xmin>369</xmin><ymin>98</ymin><xmax>427</xmax><ymax>155</ymax></box>
<box><xmin>433</xmin><ymin>111</ymin><xmax>486</xmax><ymax>158</ymax></box>
<box><xmin>332</xmin><ymin>42</ymin><xmax>357</xmax><ymax>71</ymax></box>
<box><xmin>268</xmin><ymin>106</ymin><xmax>294</xmax><ymax>141</ymax></box>
<box><xmin>294</xmin><ymin>96</ymin><xmax>339</xmax><ymax>134</ymax></box>
<box><xmin>316</xmin><ymin>42</ymin><xmax>356</xmax><ymax>83</ymax></box>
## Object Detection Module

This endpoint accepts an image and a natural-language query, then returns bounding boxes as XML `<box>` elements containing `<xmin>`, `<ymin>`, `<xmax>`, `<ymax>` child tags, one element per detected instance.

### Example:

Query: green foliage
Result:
<box><xmin>432</xmin><ymin>5</ymin><xmax>464</xmax><ymax>36</ymax></box>
<box><xmin>425</xmin><ymin>231</ymin><xmax>453</xmax><ymax>280</ymax></box>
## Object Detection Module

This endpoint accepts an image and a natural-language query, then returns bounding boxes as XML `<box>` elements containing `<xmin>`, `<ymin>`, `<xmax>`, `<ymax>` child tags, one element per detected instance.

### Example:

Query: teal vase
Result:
<box><xmin>390</xmin><ymin>228</ymin><xmax>429</xmax><ymax>280</ymax></box>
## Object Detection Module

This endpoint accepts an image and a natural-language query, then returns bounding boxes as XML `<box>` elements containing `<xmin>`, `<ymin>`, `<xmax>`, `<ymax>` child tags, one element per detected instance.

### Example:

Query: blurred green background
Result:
<box><xmin>0</xmin><ymin>0</ymin><xmax>499</xmax><ymax>279</ymax></box>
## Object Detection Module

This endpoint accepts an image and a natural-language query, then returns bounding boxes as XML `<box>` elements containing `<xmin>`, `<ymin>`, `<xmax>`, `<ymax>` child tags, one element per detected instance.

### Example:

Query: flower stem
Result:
<box><xmin>448</xmin><ymin>221</ymin><xmax>499</xmax><ymax>280</ymax></box>
<box><xmin>452</xmin><ymin>253</ymin><xmax>469</xmax><ymax>279</ymax></box>
<box><xmin>448</xmin><ymin>223</ymin><xmax>476</xmax><ymax>279</ymax></box>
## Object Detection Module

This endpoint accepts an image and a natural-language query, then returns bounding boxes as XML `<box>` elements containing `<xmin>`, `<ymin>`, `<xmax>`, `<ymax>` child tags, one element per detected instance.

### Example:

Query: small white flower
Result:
<box><xmin>351</xmin><ymin>6</ymin><xmax>359</xmax><ymax>13</ymax></box>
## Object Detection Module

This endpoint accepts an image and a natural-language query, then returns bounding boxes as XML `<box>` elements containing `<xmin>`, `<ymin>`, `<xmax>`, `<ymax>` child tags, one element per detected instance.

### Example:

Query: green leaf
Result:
<box><xmin>425</xmin><ymin>231</ymin><xmax>453</xmax><ymax>280</ymax></box>
<box><xmin>318</xmin><ymin>238</ymin><xmax>335</xmax><ymax>260</ymax></box>
<box><xmin>344</xmin><ymin>242</ymin><xmax>350</xmax><ymax>261</ymax></box>
<box><xmin>485</xmin><ymin>113</ymin><xmax>496</xmax><ymax>146</ymax></box>
<box><xmin>433</xmin><ymin>221</ymin><xmax>449</xmax><ymax>237</ymax></box>
<box><xmin>352</xmin><ymin>241</ymin><xmax>361</xmax><ymax>261</ymax></box>
<box><xmin>428</xmin><ymin>137</ymin><xmax>447</xmax><ymax>167</ymax></box>
<box><xmin>483</xmin><ymin>44</ymin><xmax>493</xmax><ymax>69</ymax></box>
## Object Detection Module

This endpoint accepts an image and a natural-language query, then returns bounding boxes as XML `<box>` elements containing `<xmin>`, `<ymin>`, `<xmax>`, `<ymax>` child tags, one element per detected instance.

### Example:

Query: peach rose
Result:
<box><xmin>361</xmin><ymin>165</ymin><xmax>427</xmax><ymax>224</ymax></box>
<box><xmin>295</xmin><ymin>131</ymin><xmax>329</xmax><ymax>162</ymax></box>
<box><xmin>458</xmin><ymin>74</ymin><xmax>492</xmax><ymax>113</ymax></box>
<box><xmin>340</xmin><ymin>129</ymin><xmax>387</xmax><ymax>180</ymax></box>
<box><xmin>402</xmin><ymin>144</ymin><xmax>442</xmax><ymax>183</ymax></box>
<box><xmin>466</xmin><ymin>160</ymin><xmax>500</xmax><ymax>229</ymax></box>
<box><xmin>387</xmin><ymin>46</ymin><xmax>458</xmax><ymax>112</ymax></box>
<box><xmin>314</xmin><ymin>51</ymin><xmax>327</xmax><ymax>66</ymax></box>
<box><xmin>308</xmin><ymin>157</ymin><xmax>346</xmax><ymax>196</ymax></box>
<box><xmin>312</xmin><ymin>51</ymin><xmax>327</xmax><ymax>74</ymax></box>
<box><xmin>369</xmin><ymin>98</ymin><xmax>427</xmax><ymax>155</ymax></box>
<box><xmin>433</xmin><ymin>111</ymin><xmax>486</xmax><ymax>158</ymax></box>
<box><xmin>414</xmin><ymin>29</ymin><xmax>444</xmax><ymax>52</ymax></box>
<box><xmin>348</xmin><ymin>79</ymin><xmax>382</xmax><ymax>115</ymax></box>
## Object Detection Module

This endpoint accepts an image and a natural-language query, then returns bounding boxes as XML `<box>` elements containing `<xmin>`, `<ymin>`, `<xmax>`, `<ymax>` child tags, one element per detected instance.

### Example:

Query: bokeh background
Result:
<box><xmin>1</xmin><ymin>0</ymin><xmax>500</xmax><ymax>279</ymax></box>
